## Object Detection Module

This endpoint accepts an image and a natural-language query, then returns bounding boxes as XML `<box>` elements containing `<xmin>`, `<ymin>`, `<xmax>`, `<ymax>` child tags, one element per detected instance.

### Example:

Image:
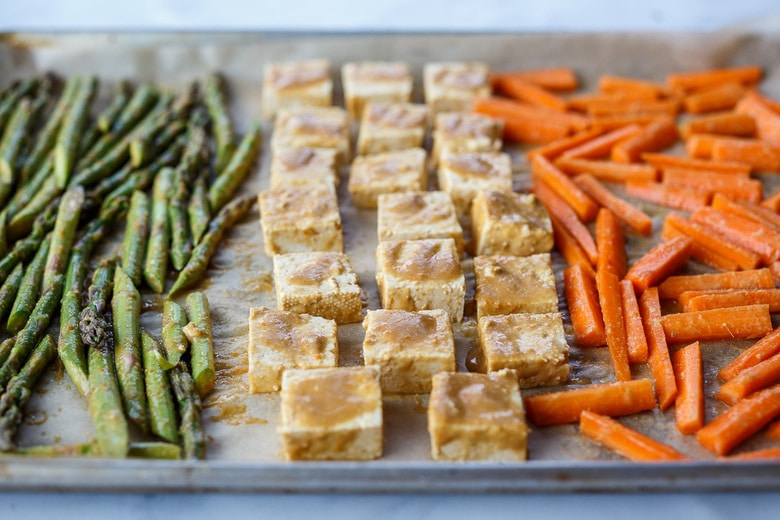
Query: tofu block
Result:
<box><xmin>356</xmin><ymin>102</ymin><xmax>428</xmax><ymax>155</ymax></box>
<box><xmin>428</xmin><ymin>370</ymin><xmax>529</xmax><ymax>461</ymax></box>
<box><xmin>362</xmin><ymin>309</ymin><xmax>456</xmax><ymax>393</ymax></box>
<box><xmin>342</xmin><ymin>61</ymin><xmax>413</xmax><ymax>120</ymax></box>
<box><xmin>473</xmin><ymin>253</ymin><xmax>558</xmax><ymax>319</ymax></box>
<box><xmin>348</xmin><ymin>148</ymin><xmax>427</xmax><ymax>209</ymax></box>
<box><xmin>431</xmin><ymin>112</ymin><xmax>503</xmax><ymax>167</ymax></box>
<box><xmin>438</xmin><ymin>151</ymin><xmax>513</xmax><ymax>215</ymax></box>
<box><xmin>258</xmin><ymin>184</ymin><xmax>343</xmax><ymax>255</ymax></box>
<box><xmin>423</xmin><ymin>62</ymin><xmax>491</xmax><ymax>116</ymax></box>
<box><xmin>247</xmin><ymin>307</ymin><xmax>338</xmax><ymax>393</ymax></box>
<box><xmin>269</xmin><ymin>146</ymin><xmax>339</xmax><ymax>190</ymax></box>
<box><xmin>271</xmin><ymin>106</ymin><xmax>350</xmax><ymax>164</ymax></box>
<box><xmin>471</xmin><ymin>190</ymin><xmax>553</xmax><ymax>257</ymax></box>
<box><xmin>273</xmin><ymin>251</ymin><xmax>363</xmax><ymax>324</ymax></box>
<box><xmin>478</xmin><ymin>312</ymin><xmax>570</xmax><ymax>388</ymax></box>
<box><xmin>280</xmin><ymin>366</ymin><xmax>382</xmax><ymax>460</ymax></box>
<box><xmin>377</xmin><ymin>191</ymin><xmax>464</xmax><ymax>256</ymax></box>
<box><xmin>262</xmin><ymin>60</ymin><xmax>332</xmax><ymax>119</ymax></box>
<box><xmin>375</xmin><ymin>238</ymin><xmax>465</xmax><ymax>322</ymax></box>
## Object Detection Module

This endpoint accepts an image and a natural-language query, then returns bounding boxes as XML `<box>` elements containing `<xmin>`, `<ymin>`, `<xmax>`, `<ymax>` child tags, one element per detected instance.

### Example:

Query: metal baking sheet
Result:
<box><xmin>0</xmin><ymin>31</ymin><xmax>779</xmax><ymax>493</ymax></box>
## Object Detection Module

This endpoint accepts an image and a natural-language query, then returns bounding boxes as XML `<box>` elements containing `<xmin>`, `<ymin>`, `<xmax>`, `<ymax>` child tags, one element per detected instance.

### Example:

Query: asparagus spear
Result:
<box><xmin>170</xmin><ymin>362</ymin><xmax>205</xmax><ymax>460</ymax></box>
<box><xmin>41</xmin><ymin>186</ymin><xmax>84</xmax><ymax>294</ymax></box>
<box><xmin>0</xmin><ymin>338</ymin><xmax>14</xmax><ymax>370</ymax></box>
<box><xmin>0</xmin><ymin>77</ymin><xmax>39</xmax><ymax>136</ymax></box>
<box><xmin>184</xmin><ymin>291</ymin><xmax>214</xmax><ymax>397</ymax></box>
<box><xmin>0</xmin><ymin>210</ymin><xmax>7</xmax><ymax>258</ymax></box>
<box><xmin>143</xmin><ymin>166</ymin><xmax>174</xmax><ymax>294</ymax></box>
<box><xmin>120</xmin><ymin>190</ymin><xmax>150</xmax><ymax>287</ymax></box>
<box><xmin>141</xmin><ymin>331</ymin><xmax>178</xmax><ymax>443</ymax></box>
<box><xmin>0</xmin><ymin>98</ymin><xmax>35</xmax><ymax>185</ymax></box>
<box><xmin>7</xmin><ymin>176</ymin><xmax>62</xmax><ymax>240</ymax></box>
<box><xmin>187</xmin><ymin>173</ymin><xmax>211</xmax><ymax>245</ymax></box>
<box><xmin>55</xmin><ymin>76</ymin><xmax>97</xmax><ymax>188</ymax></box>
<box><xmin>0</xmin><ymin>197</ymin><xmax>58</xmax><ymax>284</ymax></box>
<box><xmin>0</xmin><ymin>264</ymin><xmax>22</xmax><ymax>326</ymax></box>
<box><xmin>204</xmin><ymin>73</ymin><xmax>236</xmax><ymax>173</ymax></box>
<box><xmin>79</xmin><ymin>257</ymin><xmax>116</xmax><ymax>346</ymax></box>
<box><xmin>6</xmin><ymin>235</ymin><xmax>51</xmax><ymax>334</ymax></box>
<box><xmin>12</xmin><ymin>441</ymin><xmax>180</xmax><ymax>459</ymax></box>
<box><xmin>97</xmin><ymin>80</ymin><xmax>132</xmax><ymax>133</ymax></box>
<box><xmin>207</xmin><ymin>122</ymin><xmax>261</xmax><ymax>213</ymax></box>
<box><xmin>161</xmin><ymin>300</ymin><xmax>188</xmax><ymax>368</ymax></box>
<box><xmin>6</xmin><ymin>156</ymin><xmax>53</xmax><ymax>221</ymax></box>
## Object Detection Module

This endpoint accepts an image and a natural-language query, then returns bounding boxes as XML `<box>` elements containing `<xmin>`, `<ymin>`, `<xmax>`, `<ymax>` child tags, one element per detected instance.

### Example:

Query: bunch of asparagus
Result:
<box><xmin>0</xmin><ymin>73</ymin><xmax>259</xmax><ymax>458</ymax></box>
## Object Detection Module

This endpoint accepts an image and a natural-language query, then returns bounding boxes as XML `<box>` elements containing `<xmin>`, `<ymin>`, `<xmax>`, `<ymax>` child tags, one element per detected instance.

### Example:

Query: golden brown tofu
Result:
<box><xmin>348</xmin><ymin>148</ymin><xmax>427</xmax><ymax>209</ymax></box>
<box><xmin>438</xmin><ymin>151</ymin><xmax>512</xmax><ymax>215</ymax></box>
<box><xmin>342</xmin><ymin>62</ymin><xmax>413</xmax><ymax>120</ymax></box>
<box><xmin>471</xmin><ymin>190</ymin><xmax>553</xmax><ymax>257</ymax></box>
<box><xmin>262</xmin><ymin>60</ymin><xmax>332</xmax><ymax>119</ymax></box>
<box><xmin>356</xmin><ymin>102</ymin><xmax>428</xmax><ymax>155</ymax></box>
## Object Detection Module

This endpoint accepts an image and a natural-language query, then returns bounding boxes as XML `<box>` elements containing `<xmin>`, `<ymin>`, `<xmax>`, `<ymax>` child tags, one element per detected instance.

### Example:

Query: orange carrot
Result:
<box><xmin>711</xmin><ymin>137</ymin><xmax>780</xmax><ymax>172</ymax></box>
<box><xmin>532</xmin><ymin>155</ymin><xmax>599</xmax><ymax>222</ymax></box>
<box><xmin>767</xmin><ymin>420</ymin><xmax>780</xmax><ymax>440</ymax></box>
<box><xmin>661</xmin><ymin>304</ymin><xmax>772</xmax><ymax>344</ymax></box>
<box><xmin>717</xmin><ymin>352</ymin><xmax>780</xmax><ymax>406</ymax></box>
<box><xmin>680</xmin><ymin>111</ymin><xmax>756</xmax><ymax>138</ymax></box>
<box><xmin>472</xmin><ymin>97</ymin><xmax>580</xmax><ymax>144</ymax></box>
<box><xmin>552</xmin><ymin>216</ymin><xmax>596</xmax><ymax>276</ymax></box>
<box><xmin>736</xmin><ymin>90</ymin><xmax>780</xmax><ymax>146</ymax></box>
<box><xmin>598</xmin><ymin>75</ymin><xmax>668</xmax><ymax>98</ymax></box>
<box><xmin>761</xmin><ymin>189</ymin><xmax>780</xmax><ymax>212</ymax></box>
<box><xmin>579</xmin><ymin>410</ymin><xmax>689</xmax><ymax>462</ymax></box>
<box><xmin>596</xmin><ymin>269</ymin><xmax>631</xmax><ymax>382</ymax></box>
<box><xmin>526</xmin><ymin>128</ymin><xmax>606</xmax><ymax>161</ymax></box>
<box><xmin>710</xmin><ymin>193</ymin><xmax>780</xmax><ymax>232</ymax></box>
<box><xmin>523</xmin><ymin>378</ymin><xmax>656</xmax><ymax>427</ymax></box>
<box><xmin>752</xmin><ymin>90</ymin><xmax>780</xmax><ymax>115</ymax></box>
<box><xmin>561</xmin><ymin>124</ymin><xmax>643</xmax><ymax>160</ymax></box>
<box><xmin>589</xmin><ymin>114</ymin><xmax>666</xmax><ymax>131</ymax></box>
<box><xmin>679</xmin><ymin>289</ymin><xmax>780</xmax><ymax>313</ymax></box>
<box><xmin>595</xmin><ymin>208</ymin><xmax>626</xmax><ymax>278</ymax></box>
<box><xmin>771</xmin><ymin>261</ymin><xmax>780</xmax><ymax>285</ymax></box>
<box><xmin>719</xmin><ymin>327</ymin><xmax>780</xmax><ymax>382</ymax></box>
<box><xmin>568</xmin><ymin>91</ymin><xmax>657</xmax><ymax>113</ymax></box>
<box><xmin>625</xmin><ymin>236</ymin><xmax>692</xmax><ymax>293</ymax></box>
<box><xmin>683</xmin><ymin>82</ymin><xmax>747</xmax><ymax>114</ymax></box>
<box><xmin>657</xmin><ymin>268</ymin><xmax>775</xmax><ymax>300</ymax></box>
<box><xmin>692</xmin><ymin>207</ymin><xmax>780</xmax><ymax>264</ymax></box>
<box><xmin>661</xmin><ymin>168</ymin><xmax>762</xmax><ymax>204</ymax></box>
<box><xmin>638</xmin><ymin>287</ymin><xmax>678</xmax><ymax>410</ymax></box>
<box><xmin>573</xmin><ymin>174</ymin><xmax>653</xmax><ymax>235</ymax></box>
<box><xmin>493</xmin><ymin>75</ymin><xmax>569</xmax><ymax>112</ymax></box>
<box><xmin>491</xmin><ymin>68</ymin><xmax>579</xmax><ymax>92</ymax></box>
<box><xmin>662</xmin><ymin>223</ymin><xmax>742</xmax><ymax>272</ymax></box>
<box><xmin>533</xmin><ymin>181</ymin><xmax>598</xmax><ymax>265</ymax></box>
<box><xmin>555</xmin><ymin>157</ymin><xmax>658</xmax><ymax>183</ymax></box>
<box><xmin>620</xmin><ymin>279</ymin><xmax>648</xmax><ymax>364</ymax></box>
<box><xmin>696</xmin><ymin>384</ymin><xmax>780</xmax><ymax>456</ymax></box>
<box><xmin>612</xmin><ymin>117</ymin><xmax>679</xmax><ymax>163</ymax></box>
<box><xmin>685</xmin><ymin>133</ymin><xmax>721</xmax><ymax>158</ymax></box>
<box><xmin>727</xmin><ymin>447</ymin><xmax>780</xmax><ymax>460</ymax></box>
<box><xmin>586</xmin><ymin>99</ymin><xmax>679</xmax><ymax>119</ymax></box>
<box><xmin>564</xmin><ymin>264</ymin><xmax>606</xmax><ymax>347</ymax></box>
<box><xmin>625</xmin><ymin>180</ymin><xmax>711</xmax><ymax>212</ymax></box>
<box><xmin>641</xmin><ymin>153</ymin><xmax>752</xmax><ymax>176</ymax></box>
<box><xmin>672</xmin><ymin>342</ymin><xmax>704</xmax><ymax>435</ymax></box>
<box><xmin>667</xmin><ymin>65</ymin><xmax>763</xmax><ymax>92</ymax></box>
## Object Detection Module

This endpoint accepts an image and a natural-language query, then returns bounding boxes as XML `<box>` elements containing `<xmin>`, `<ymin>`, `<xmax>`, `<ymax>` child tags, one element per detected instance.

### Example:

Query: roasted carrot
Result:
<box><xmin>579</xmin><ymin>411</ymin><xmax>689</xmax><ymax>462</ymax></box>
<box><xmin>662</xmin><ymin>223</ymin><xmax>742</xmax><ymax>272</ymax></box>
<box><xmin>598</xmin><ymin>75</ymin><xmax>668</xmax><ymax>98</ymax></box>
<box><xmin>679</xmin><ymin>289</ymin><xmax>780</xmax><ymax>313</ymax></box>
<box><xmin>710</xmin><ymin>194</ymin><xmax>780</xmax><ymax>232</ymax></box>
<box><xmin>683</xmin><ymin>82</ymin><xmax>747</xmax><ymax>114</ymax></box>
<box><xmin>753</xmin><ymin>90</ymin><xmax>780</xmax><ymax>115</ymax></box>
<box><xmin>523</xmin><ymin>378</ymin><xmax>656</xmax><ymax>427</ymax></box>
<box><xmin>719</xmin><ymin>327</ymin><xmax>780</xmax><ymax>382</ymax></box>
<box><xmin>625</xmin><ymin>180</ymin><xmax>711</xmax><ymax>212</ymax></box>
<box><xmin>555</xmin><ymin>157</ymin><xmax>657</xmax><ymax>183</ymax></box>
<box><xmin>611</xmin><ymin>117</ymin><xmax>679</xmax><ymax>163</ymax></box>
<box><xmin>586</xmin><ymin>99</ymin><xmax>678</xmax><ymax>119</ymax></box>
<box><xmin>761</xmin><ymin>189</ymin><xmax>780</xmax><ymax>212</ymax></box>
<box><xmin>727</xmin><ymin>447</ymin><xmax>780</xmax><ymax>460</ymax></box>
<box><xmin>641</xmin><ymin>153</ymin><xmax>752</xmax><ymax>176</ymax></box>
<box><xmin>589</xmin><ymin>114</ymin><xmax>666</xmax><ymax>132</ymax></box>
<box><xmin>596</xmin><ymin>269</ymin><xmax>632</xmax><ymax>382</ymax></box>
<box><xmin>696</xmin><ymin>384</ymin><xmax>780</xmax><ymax>456</ymax></box>
<box><xmin>493</xmin><ymin>75</ymin><xmax>569</xmax><ymax>112</ymax></box>
<box><xmin>533</xmin><ymin>181</ymin><xmax>599</xmax><ymax>265</ymax></box>
<box><xmin>662</xmin><ymin>168</ymin><xmax>762</xmax><ymax>204</ymax></box>
<box><xmin>736</xmin><ymin>90</ymin><xmax>780</xmax><ymax>146</ymax></box>
<box><xmin>717</xmin><ymin>352</ymin><xmax>780</xmax><ymax>406</ymax></box>
<box><xmin>620</xmin><ymin>279</ymin><xmax>648</xmax><ymax>364</ymax></box>
<box><xmin>766</xmin><ymin>420</ymin><xmax>780</xmax><ymax>440</ymax></box>
<box><xmin>711</xmin><ymin>137</ymin><xmax>780</xmax><ymax>172</ymax></box>
<box><xmin>552</xmin><ymin>216</ymin><xmax>596</xmax><ymax>276</ymax></box>
<box><xmin>532</xmin><ymin>155</ymin><xmax>599</xmax><ymax>222</ymax></box>
<box><xmin>595</xmin><ymin>208</ymin><xmax>626</xmax><ymax>278</ymax></box>
<box><xmin>561</xmin><ymin>124</ymin><xmax>643</xmax><ymax>160</ymax></box>
<box><xmin>657</xmin><ymin>268</ymin><xmax>775</xmax><ymax>300</ymax></box>
<box><xmin>568</xmin><ymin>91</ymin><xmax>658</xmax><ymax>113</ymax></box>
<box><xmin>771</xmin><ymin>261</ymin><xmax>780</xmax><ymax>285</ymax></box>
<box><xmin>691</xmin><ymin>207</ymin><xmax>780</xmax><ymax>264</ymax></box>
<box><xmin>526</xmin><ymin>128</ymin><xmax>605</xmax><ymax>161</ymax></box>
<box><xmin>574</xmin><ymin>174</ymin><xmax>653</xmax><ymax>235</ymax></box>
<box><xmin>680</xmin><ymin>111</ymin><xmax>756</xmax><ymax>139</ymax></box>
<box><xmin>685</xmin><ymin>133</ymin><xmax>721</xmax><ymax>158</ymax></box>
<box><xmin>564</xmin><ymin>264</ymin><xmax>606</xmax><ymax>347</ymax></box>
<box><xmin>625</xmin><ymin>236</ymin><xmax>692</xmax><ymax>293</ymax></box>
<box><xmin>473</xmin><ymin>96</ymin><xmax>586</xmax><ymax>144</ymax></box>
<box><xmin>667</xmin><ymin>65</ymin><xmax>763</xmax><ymax>92</ymax></box>
<box><xmin>672</xmin><ymin>342</ymin><xmax>704</xmax><ymax>435</ymax></box>
<box><xmin>661</xmin><ymin>304</ymin><xmax>773</xmax><ymax>344</ymax></box>
<box><xmin>639</xmin><ymin>287</ymin><xmax>678</xmax><ymax>410</ymax></box>
<box><xmin>491</xmin><ymin>68</ymin><xmax>578</xmax><ymax>92</ymax></box>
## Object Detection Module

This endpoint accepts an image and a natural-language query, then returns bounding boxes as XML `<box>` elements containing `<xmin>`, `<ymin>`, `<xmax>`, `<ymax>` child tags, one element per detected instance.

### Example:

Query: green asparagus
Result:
<box><xmin>207</xmin><ymin>122</ymin><xmax>261</xmax><ymax>213</ymax></box>
<box><xmin>141</xmin><ymin>331</ymin><xmax>178</xmax><ymax>443</ymax></box>
<box><xmin>54</xmin><ymin>76</ymin><xmax>97</xmax><ymax>188</ymax></box>
<box><xmin>7</xmin><ymin>236</ymin><xmax>51</xmax><ymax>334</ymax></box>
<box><xmin>184</xmin><ymin>291</ymin><xmax>214</xmax><ymax>397</ymax></box>
<box><xmin>0</xmin><ymin>77</ymin><xmax>39</xmax><ymax>136</ymax></box>
<box><xmin>0</xmin><ymin>98</ymin><xmax>35</xmax><ymax>185</ymax></box>
<box><xmin>6</xmin><ymin>156</ymin><xmax>53</xmax><ymax>221</ymax></box>
<box><xmin>120</xmin><ymin>190</ymin><xmax>150</xmax><ymax>287</ymax></box>
<box><xmin>188</xmin><ymin>173</ymin><xmax>211</xmax><ymax>245</ymax></box>
<box><xmin>41</xmin><ymin>186</ymin><xmax>84</xmax><ymax>294</ymax></box>
<box><xmin>0</xmin><ymin>264</ymin><xmax>22</xmax><ymax>327</ymax></box>
<box><xmin>161</xmin><ymin>300</ymin><xmax>188</xmax><ymax>368</ymax></box>
<box><xmin>204</xmin><ymin>73</ymin><xmax>236</xmax><ymax>173</ymax></box>
<box><xmin>143</xmin><ymin>166</ymin><xmax>174</xmax><ymax>294</ymax></box>
<box><xmin>97</xmin><ymin>80</ymin><xmax>132</xmax><ymax>133</ymax></box>
<box><xmin>170</xmin><ymin>362</ymin><xmax>205</xmax><ymax>460</ymax></box>
<box><xmin>0</xmin><ymin>338</ymin><xmax>14</xmax><ymax>370</ymax></box>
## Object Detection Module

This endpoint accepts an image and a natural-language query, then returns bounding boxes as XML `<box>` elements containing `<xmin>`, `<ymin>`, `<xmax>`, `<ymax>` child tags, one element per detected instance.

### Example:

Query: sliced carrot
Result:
<box><xmin>611</xmin><ymin>117</ymin><xmax>679</xmax><ymax>163</ymax></box>
<box><xmin>683</xmin><ymin>82</ymin><xmax>747</xmax><ymax>114</ymax></box>
<box><xmin>767</xmin><ymin>420</ymin><xmax>780</xmax><ymax>440</ymax></box>
<box><xmin>595</xmin><ymin>208</ymin><xmax>626</xmax><ymax>278</ymax></box>
<box><xmin>761</xmin><ymin>189</ymin><xmax>780</xmax><ymax>212</ymax></box>
<box><xmin>573</xmin><ymin>174</ymin><xmax>653</xmax><ymax>235</ymax></box>
<box><xmin>638</xmin><ymin>287</ymin><xmax>678</xmax><ymax>410</ymax></box>
<box><xmin>491</xmin><ymin>68</ymin><xmax>578</xmax><ymax>92</ymax></box>
<box><xmin>672</xmin><ymin>342</ymin><xmax>704</xmax><ymax>435</ymax></box>
<box><xmin>696</xmin><ymin>384</ymin><xmax>780</xmax><ymax>456</ymax></box>
<box><xmin>662</xmin><ymin>223</ymin><xmax>742</xmax><ymax>272</ymax></box>
<box><xmin>685</xmin><ymin>133</ymin><xmax>721</xmax><ymax>158</ymax></box>
<box><xmin>620</xmin><ymin>279</ymin><xmax>648</xmax><ymax>364</ymax></box>
<box><xmin>711</xmin><ymin>137</ymin><xmax>780</xmax><ymax>172</ymax></box>
<box><xmin>717</xmin><ymin>352</ymin><xmax>780</xmax><ymax>406</ymax></box>
<box><xmin>727</xmin><ymin>447</ymin><xmax>780</xmax><ymax>460</ymax></box>
<box><xmin>710</xmin><ymin>194</ymin><xmax>780</xmax><ymax>232</ymax></box>
<box><xmin>658</xmin><ymin>269</ymin><xmax>775</xmax><ymax>300</ymax></box>
<box><xmin>579</xmin><ymin>410</ymin><xmax>689</xmax><ymax>462</ymax></box>
<box><xmin>564</xmin><ymin>264</ymin><xmax>606</xmax><ymax>347</ymax></box>
<box><xmin>533</xmin><ymin>181</ymin><xmax>598</xmax><ymax>265</ymax></box>
<box><xmin>596</xmin><ymin>269</ymin><xmax>631</xmax><ymax>382</ymax></box>
<box><xmin>625</xmin><ymin>180</ymin><xmax>711</xmax><ymax>212</ymax></box>
<box><xmin>526</xmin><ymin>128</ymin><xmax>606</xmax><ymax>161</ymax></box>
<box><xmin>680</xmin><ymin>111</ymin><xmax>756</xmax><ymax>139</ymax></box>
<box><xmin>586</xmin><ymin>99</ymin><xmax>678</xmax><ymax>119</ymax></box>
<box><xmin>523</xmin><ymin>378</ymin><xmax>656</xmax><ymax>427</ymax></box>
<box><xmin>531</xmin><ymin>155</ymin><xmax>599</xmax><ymax>222</ymax></box>
<box><xmin>555</xmin><ymin>157</ymin><xmax>657</xmax><ymax>183</ymax></box>
<box><xmin>736</xmin><ymin>90</ymin><xmax>780</xmax><ymax>146</ymax></box>
<box><xmin>493</xmin><ymin>75</ymin><xmax>569</xmax><ymax>112</ymax></box>
<box><xmin>589</xmin><ymin>114</ymin><xmax>666</xmax><ymax>131</ymax></box>
<box><xmin>561</xmin><ymin>124</ymin><xmax>643</xmax><ymax>160</ymax></box>
<box><xmin>625</xmin><ymin>236</ymin><xmax>692</xmax><ymax>293</ymax></box>
<box><xmin>641</xmin><ymin>153</ymin><xmax>752</xmax><ymax>176</ymax></box>
<box><xmin>691</xmin><ymin>207</ymin><xmax>780</xmax><ymax>264</ymax></box>
<box><xmin>552</xmin><ymin>216</ymin><xmax>596</xmax><ymax>276</ymax></box>
<box><xmin>598</xmin><ymin>75</ymin><xmax>668</xmax><ymax>98</ymax></box>
<box><xmin>667</xmin><ymin>65</ymin><xmax>763</xmax><ymax>92</ymax></box>
<box><xmin>472</xmin><ymin>96</ymin><xmax>580</xmax><ymax>144</ymax></box>
<box><xmin>771</xmin><ymin>261</ymin><xmax>780</xmax><ymax>285</ymax></box>
<box><xmin>719</xmin><ymin>327</ymin><xmax>780</xmax><ymax>382</ymax></box>
<box><xmin>661</xmin><ymin>304</ymin><xmax>772</xmax><ymax>344</ymax></box>
<box><xmin>568</xmin><ymin>91</ymin><xmax>657</xmax><ymax>112</ymax></box>
<box><xmin>662</xmin><ymin>168</ymin><xmax>763</xmax><ymax>204</ymax></box>
<box><xmin>679</xmin><ymin>289</ymin><xmax>780</xmax><ymax>313</ymax></box>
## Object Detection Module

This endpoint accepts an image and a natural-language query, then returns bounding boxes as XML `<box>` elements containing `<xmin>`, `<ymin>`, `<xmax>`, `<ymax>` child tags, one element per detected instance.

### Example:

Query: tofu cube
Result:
<box><xmin>362</xmin><ymin>309</ymin><xmax>456</xmax><ymax>394</ymax></box>
<box><xmin>273</xmin><ymin>251</ymin><xmax>363</xmax><ymax>324</ymax></box>
<box><xmin>247</xmin><ymin>307</ymin><xmax>338</xmax><ymax>393</ymax></box>
<box><xmin>342</xmin><ymin>61</ymin><xmax>413</xmax><ymax>120</ymax></box>
<box><xmin>473</xmin><ymin>253</ymin><xmax>558</xmax><ymax>320</ymax></box>
<box><xmin>262</xmin><ymin>60</ymin><xmax>332</xmax><ymax>119</ymax></box>
<box><xmin>477</xmin><ymin>312</ymin><xmax>570</xmax><ymax>388</ymax></box>
<box><xmin>471</xmin><ymin>190</ymin><xmax>553</xmax><ymax>257</ymax></box>
<box><xmin>269</xmin><ymin>147</ymin><xmax>339</xmax><ymax>190</ymax></box>
<box><xmin>356</xmin><ymin>102</ymin><xmax>428</xmax><ymax>156</ymax></box>
<box><xmin>280</xmin><ymin>366</ymin><xmax>382</xmax><ymax>460</ymax></box>
<box><xmin>258</xmin><ymin>185</ymin><xmax>343</xmax><ymax>255</ymax></box>
<box><xmin>428</xmin><ymin>369</ymin><xmax>529</xmax><ymax>461</ymax></box>
<box><xmin>423</xmin><ymin>62</ymin><xmax>491</xmax><ymax>116</ymax></box>
<box><xmin>348</xmin><ymin>148</ymin><xmax>427</xmax><ymax>209</ymax></box>
<box><xmin>377</xmin><ymin>191</ymin><xmax>464</xmax><ymax>256</ymax></box>
<box><xmin>375</xmin><ymin>238</ymin><xmax>465</xmax><ymax>322</ymax></box>
<box><xmin>271</xmin><ymin>106</ymin><xmax>350</xmax><ymax>164</ymax></box>
<box><xmin>431</xmin><ymin>112</ymin><xmax>503</xmax><ymax>167</ymax></box>
<box><xmin>438</xmin><ymin>151</ymin><xmax>512</xmax><ymax>215</ymax></box>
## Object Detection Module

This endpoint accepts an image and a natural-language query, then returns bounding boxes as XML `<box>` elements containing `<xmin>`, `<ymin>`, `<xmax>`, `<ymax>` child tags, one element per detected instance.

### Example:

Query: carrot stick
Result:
<box><xmin>526</xmin><ymin>128</ymin><xmax>606</xmax><ymax>161</ymax></box>
<box><xmin>761</xmin><ymin>189</ymin><xmax>780</xmax><ymax>212</ymax></box>
<box><xmin>573</xmin><ymin>174</ymin><xmax>653</xmax><ymax>235</ymax></box>
<box><xmin>561</xmin><ymin>124</ymin><xmax>643</xmax><ymax>160</ymax></box>
<box><xmin>586</xmin><ymin>99</ymin><xmax>679</xmax><ymax>119</ymax></box>
<box><xmin>596</xmin><ymin>269</ymin><xmax>632</xmax><ymax>382</ymax></box>
<box><xmin>523</xmin><ymin>378</ymin><xmax>656</xmax><ymax>427</ymax></box>
<box><xmin>691</xmin><ymin>207</ymin><xmax>780</xmax><ymax>264</ymax></box>
<box><xmin>641</xmin><ymin>153</ymin><xmax>752</xmax><ymax>176</ymax></box>
<box><xmin>491</xmin><ymin>68</ymin><xmax>579</xmax><ymax>92</ymax></box>
<box><xmin>533</xmin><ymin>181</ymin><xmax>598</xmax><ymax>265</ymax></box>
<box><xmin>767</xmin><ymin>420</ymin><xmax>780</xmax><ymax>440</ymax></box>
<box><xmin>625</xmin><ymin>180</ymin><xmax>711</xmax><ymax>212</ymax></box>
<box><xmin>680</xmin><ymin>111</ymin><xmax>756</xmax><ymax>139</ymax></box>
<box><xmin>532</xmin><ymin>155</ymin><xmax>599</xmax><ymax>222</ymax></box>
<box><xmin>611</xmin><ymin>117</ymin><xmax>679</xmax><ymax>163</ymax></box>
<box><xmin>472</xmin><ymin>97</ymin><xmax>577</xmax><ymax>145</ymax></box>
<box><xmin>493</xmin><ymin>76</ymin><xmax>569</xmax><ymax>112</ymax></box>
<box><xmin>672</xmin><ymin>342</ymin><xmax>704</xmax><ymax>435</ymax></box>
<box><xmin>579</xmin><ymin>410</ymin><xmax>689</xmax><ymax>462</ymax></box>
<box><xmin>667</xmin><ymin>65</ymin><xmax>763</xmax><ymax>92</ymax></box>
<box><xmin>727</xmin><ymin>447</ymin><xmax>780</xmax><ymax>460</ymax></box>
<box><xmin>711</xmin><ymin>137</ymin><xmax>780</xmax><ymax>172</ymax></box>
<box><xmin>657</xmin><ymin>268</ymin><xmax>775</xmax><ymax>300</ymax></box>
<box><xmin>662</xmin><ymin>223</ymin><xmax>742</xmax><ymax>272</ymax></box>
<box><xmin>564</xmin><ymin>264</ymin><xmax>606</xmax><ymax>347</ymax></box>
<box><xmin>685</xmin><ymin>133</ymin><xmax>721</xmax><ymax>158</ymax></box>
<box><xmin>662</xmin><ymin>168</ymin><xmax>763</xmax><ymax>204</ymax></box>
<box><xmin>589</xmin><ymin>114</ymin><xmax>666</xmax><ymax>131</ymax></box>
<box><xmin>736</xmin><ymin>90</ymin><xmax>780</xmax><ymax>146</ymax></box>
<box><xmin>568</xmin><ymin>91</ymin><xmax>657</xmax><ymax>112</ymax></box>
<box><xmin>679</xmin><ymin>289</ymin><xmax>780</xmax><ymax>313</ymax></box>
<box><xmin>660</xmin><ymin>304</ymin><xmax>772</xmax><ymax>344</ymax></box>
<box><xmin>710</xmin><ymin>193</ymin><xmax>780</xmax><ymax>232</ymax></box>
<box><xmin>625</xmin><ymin>236</ymin><xmax>692</xmax><ymax>293</ymax></box>
<box><xmin>771</xmin><ymin>261</ymin><xmax>780</xmax><ymax>285</ymax></box>
<box><xmin>595</xmin><ymin>208</ymin><xmax>626</xmax><ymax>278</ymax></box>
<box><xmin>552</xmin><ymin>216</ymin><xmax>596</xmax><ymax>276</ymax></box>
<box><xmin>683</xmin><ymin>82</ymin><xmax>747</xmax><ymax>114</ymax></box>
<box><xmin>598</xmin><ymin>75</ymin><xmax>669</xmax><ymax>98</ymax></box>
<box><xmin>639</xmin><ymin>287</ymin><xmax>678</xmax><ymax>410</ymax></box>
<box><xmin>555</xmin><ymin>157</ymin><xmax>658</xmax><ymax>183</ymax></box>
<box><xmin>717</xmin><ymin>352</ymin><xmax>780</xmax><ymax>406</ymax></box>
<box><xmin>620</xmin><ymin>279</ymin><xmax>649</xmax><ymax>364</ymax></box>
<box><xmin>696</xmin><ymin>383</ymin><xmax>780</xmax><ymax>456</ymax></box>
<box><xmin>719</xmin><ymin>327</ymin><xmax>780</xmax><ymax>382</ymax></box>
